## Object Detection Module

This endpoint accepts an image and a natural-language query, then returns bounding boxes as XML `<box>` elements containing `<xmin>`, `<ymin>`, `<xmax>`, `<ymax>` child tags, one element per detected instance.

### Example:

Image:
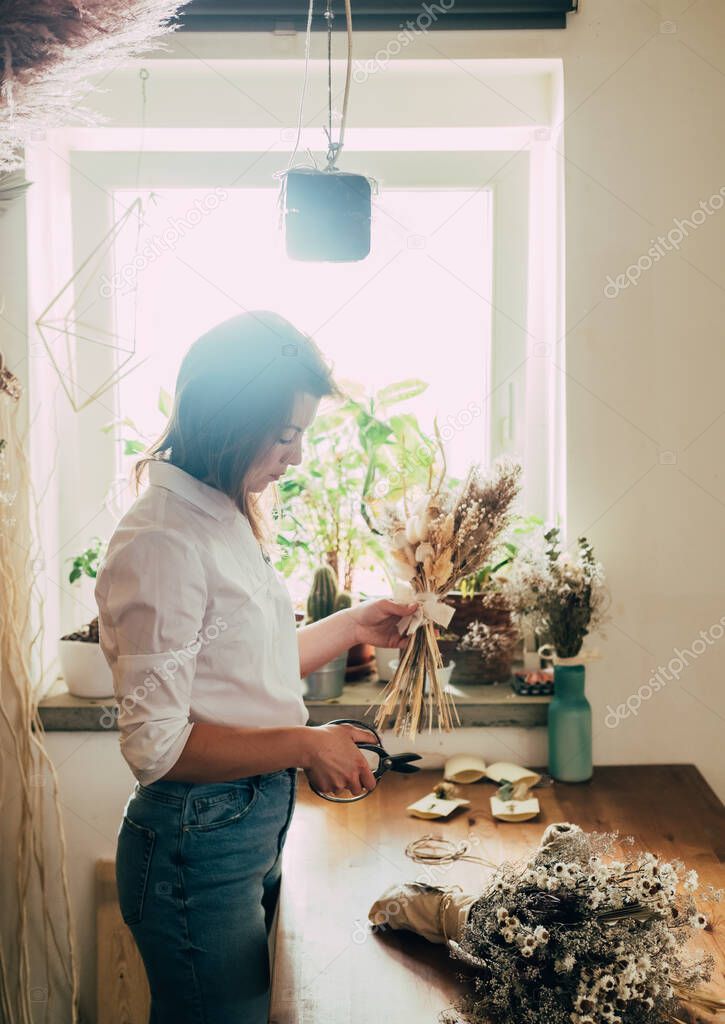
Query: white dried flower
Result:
<box><xmin>414</xmin><ymin>541</ymin><xmax>434</xmax><ymax>563</ymax></box>
<box><xmin>684</xmin><ymin>869</ymin><xmax>699</xmax><ymax>892</ymax></box>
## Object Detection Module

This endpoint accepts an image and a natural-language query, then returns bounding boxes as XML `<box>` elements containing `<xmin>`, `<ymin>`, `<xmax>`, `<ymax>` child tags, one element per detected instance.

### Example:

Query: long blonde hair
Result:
<box><xmin>135</xmin><ymin>311</ymin><xmax>338</xmax><ymax>541</ymax></box>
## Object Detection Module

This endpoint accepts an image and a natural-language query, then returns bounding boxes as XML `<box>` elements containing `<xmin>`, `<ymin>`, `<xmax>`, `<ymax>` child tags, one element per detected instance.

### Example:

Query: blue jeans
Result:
<box><xmin>115</xmin><ymin>767</ymin><xmax>298</xmax><ymax>1024</ymax></box>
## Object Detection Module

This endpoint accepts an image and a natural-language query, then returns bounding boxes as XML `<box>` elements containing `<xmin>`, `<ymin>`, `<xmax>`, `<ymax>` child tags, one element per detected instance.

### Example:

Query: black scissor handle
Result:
<box><xmin>311</xmin><ymin>788</ymin><xmax>371</xmax><ymax>804</ymax></box>
<box><xmin>310</xmin><ymin>719</ymin><xmax>385</xmax><ymax>803</ymax></box>
<box><xmin>351</xmin><ymin>743</ymin><xmax>390</xmax><ymax>780</ymax></box>
<box><xmin>324</xmin><ymin>718</ymin><xmax>383</xmax><ymax>746</ymax></box>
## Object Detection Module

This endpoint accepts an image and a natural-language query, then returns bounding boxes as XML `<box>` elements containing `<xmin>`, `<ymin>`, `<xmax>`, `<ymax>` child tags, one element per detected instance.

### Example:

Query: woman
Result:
<box><xmin>95</xmin><ymin>311</ymin><xmax>416</xmax><ymax>1024</ymax></box>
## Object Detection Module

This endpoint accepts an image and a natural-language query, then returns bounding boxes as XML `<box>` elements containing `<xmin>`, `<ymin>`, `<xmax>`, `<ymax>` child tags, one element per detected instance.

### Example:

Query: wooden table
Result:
<box><xmin>269</xmin><ymin>765</ymin><xmax>725</xmax><ymax>1024</ymax></box>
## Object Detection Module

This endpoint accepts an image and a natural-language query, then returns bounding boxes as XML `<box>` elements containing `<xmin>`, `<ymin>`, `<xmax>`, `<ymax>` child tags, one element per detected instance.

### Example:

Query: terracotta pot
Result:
<box><xmin>345</xmin><ymin>641</ymin><xmax>375</xmax><ymax>681</ymax></box>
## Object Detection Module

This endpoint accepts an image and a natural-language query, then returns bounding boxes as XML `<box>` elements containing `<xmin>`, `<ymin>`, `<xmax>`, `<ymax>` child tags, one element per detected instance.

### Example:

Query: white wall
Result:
<box><xmin>2</xmin><ymin>0</ymin><xmax>725</xmax><ymax>1019</ymax></box>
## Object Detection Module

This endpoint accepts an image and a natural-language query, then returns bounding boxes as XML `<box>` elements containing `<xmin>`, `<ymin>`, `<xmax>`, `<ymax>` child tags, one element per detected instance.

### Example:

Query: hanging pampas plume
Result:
<box><xmin>0</xmin><ymin>355</ymin><xmax>80</xmax><ymax>1021</ymax></box>
<box><xmin>0</xmin><ymin>0</ymin><xmax>185</xmax><ymax>174</ymax></box>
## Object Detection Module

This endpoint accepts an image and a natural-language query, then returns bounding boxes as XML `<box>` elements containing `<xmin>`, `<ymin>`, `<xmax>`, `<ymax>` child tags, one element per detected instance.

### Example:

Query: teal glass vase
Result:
<box><xmin>548</xmin><ymin>664</ymin><xmax>592</xmax><ymax>782</ymax></box>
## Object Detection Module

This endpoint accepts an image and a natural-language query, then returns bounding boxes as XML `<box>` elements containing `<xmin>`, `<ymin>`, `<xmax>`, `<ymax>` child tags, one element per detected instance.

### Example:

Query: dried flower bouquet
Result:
<box><xmin>368</xmin><ymin>823</ymin><xmax>724</xmax><ymax>1024</ymax></box>
<box><xmin>367</xmin><ymin>446</ymin><xmax>521</xmax><ymax>737</ymax></box>
<box><xmin>505</xmin><ymin>528</ymin><xmax>609</xmax><ymax>660</ymax></box>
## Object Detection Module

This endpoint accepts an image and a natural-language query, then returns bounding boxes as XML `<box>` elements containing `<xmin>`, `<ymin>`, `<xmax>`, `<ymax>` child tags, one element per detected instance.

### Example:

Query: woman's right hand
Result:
<box><xmin>300</xmin><ymin>723</ymin><xmax>379</xmax><ymax>797</ymax></box>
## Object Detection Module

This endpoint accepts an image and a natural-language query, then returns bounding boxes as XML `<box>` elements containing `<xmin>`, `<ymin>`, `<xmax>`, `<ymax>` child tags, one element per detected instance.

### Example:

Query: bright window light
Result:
<box><xmin>111</xmin><ymin>186</ymin><xmax>493</xmax><ymax>592</ymax></box>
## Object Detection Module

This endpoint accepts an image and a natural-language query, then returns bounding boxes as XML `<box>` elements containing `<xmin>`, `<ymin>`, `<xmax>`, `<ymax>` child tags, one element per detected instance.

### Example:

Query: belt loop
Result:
<box><xmin>179</xmin><ymin>781</ymin><xmax>194</xmax><ymax>828</ymax></box>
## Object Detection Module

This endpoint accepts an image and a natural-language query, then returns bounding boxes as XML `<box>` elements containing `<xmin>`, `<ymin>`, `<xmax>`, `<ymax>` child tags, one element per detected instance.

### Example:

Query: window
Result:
<box><xmin>25</xmin><ymin>58</ymin><xmax>565</xmax><ymax>635</ymax></box>
<box><xmin>109</xmin><ymin>183</ymin><xmax>495</xmax><ymax>598</ymax></box>
<box><xmin>111</xmin><ymin>185</ymin><xmax>493</xmax><ymax>483</ymax></box>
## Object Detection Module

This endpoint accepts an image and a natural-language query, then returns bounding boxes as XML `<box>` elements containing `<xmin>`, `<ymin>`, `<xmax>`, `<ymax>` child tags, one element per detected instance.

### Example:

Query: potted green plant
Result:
<box><xmin>274</xmin><ymin>379</ymin><xmax>441</xmax><ymax>679</ymax></box>
<box><xmin>58</xmin><ymin>538</ymin><xmax>114</xmax><ymax>698</ymax></box>
<box><xmin>274</xmin><ymin>381</ymin><xmax>433</xmax><ymax>584</ymax></box>
<box><xmin>302</xmin><ymin>566</ymin><xmax>354</xmax><ymax>700</ymax></box>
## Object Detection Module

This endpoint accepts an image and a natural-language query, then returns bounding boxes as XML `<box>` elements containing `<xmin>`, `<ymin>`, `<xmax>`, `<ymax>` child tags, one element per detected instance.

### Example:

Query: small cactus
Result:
<box><xmin>333</xmin><ymin>590</ymin><xmax>352</xmax><ymax>613</ymax></box>
<box><xmin>307</xmin><ymin>565</ymin><xmax>340</xmax><ymax>622</ymax></box>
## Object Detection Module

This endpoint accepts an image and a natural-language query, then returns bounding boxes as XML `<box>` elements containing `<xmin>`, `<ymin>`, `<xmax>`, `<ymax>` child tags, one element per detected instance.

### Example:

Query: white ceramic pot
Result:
<box><xmin>59</xmin><ymin>641</ymin><xmax>114</xmax><ymax>699</ymax></box>
<box><xmin>388</xmin><ymin>658</ymin><xmax>456</xmax><ymax>692</ymax></box>
<box><xmin>374</xmin><ymin>645</ymin><xmax>400</xmax><ymax>682</ymax></box>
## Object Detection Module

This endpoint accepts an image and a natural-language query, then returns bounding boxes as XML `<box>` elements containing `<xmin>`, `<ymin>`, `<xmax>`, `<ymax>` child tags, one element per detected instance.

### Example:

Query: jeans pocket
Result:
<box><xmin>276</xmin><ymin>770</ymin><xmax>298</xmax><ymax>856</ymax></box>
<box><xmin>116</xmin><ymin>816</ymin><xmax>155</xmax><ymax>926</ymax></box>
<box><xmin>185</xmin><ymin>780</ymin><xmax>259</xmax><ymax>832</ymax></box>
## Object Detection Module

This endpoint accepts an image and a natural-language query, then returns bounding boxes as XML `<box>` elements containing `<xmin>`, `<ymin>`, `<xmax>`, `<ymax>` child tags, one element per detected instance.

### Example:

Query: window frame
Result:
<box><xmin>26</xmin><ymin>103</ymin><xmax>565</xmax><ymax>648</ymax></box>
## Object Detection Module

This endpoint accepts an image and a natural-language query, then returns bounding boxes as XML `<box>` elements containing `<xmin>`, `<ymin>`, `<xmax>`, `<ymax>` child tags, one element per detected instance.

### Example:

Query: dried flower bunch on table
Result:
<box><xmin>366</xmin><ymin>448</ymin><xmax>521</xmax><ymax>736</ymax></box>
<box><xmin>369</xmin><ymin>823</ymin><xmax>724</xmax><ymax>1024</ymax></box>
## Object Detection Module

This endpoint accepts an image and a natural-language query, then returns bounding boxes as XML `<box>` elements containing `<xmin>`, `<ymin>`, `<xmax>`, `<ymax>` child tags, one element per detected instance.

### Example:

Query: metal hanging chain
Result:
<box><xmin>285</xmin><ymin>0</ymin><xmax>316</xmax><ymax>174</ymax></box>
<box><xmin>326</xmin><ymin>0</ymin><xmax>333</xmax><ymax>145</ymax></box>
<box><xmin>324</xmin><ymin>0</ymin><xmax>353</xmax><ymax>170</ymax></box>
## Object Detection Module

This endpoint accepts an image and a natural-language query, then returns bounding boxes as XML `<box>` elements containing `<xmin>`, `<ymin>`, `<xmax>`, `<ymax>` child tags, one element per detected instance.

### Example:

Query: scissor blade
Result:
<box><xmin>391</xmin><ymin>752</ymin><xmax>422</xmax><ymax>773</ymax></box>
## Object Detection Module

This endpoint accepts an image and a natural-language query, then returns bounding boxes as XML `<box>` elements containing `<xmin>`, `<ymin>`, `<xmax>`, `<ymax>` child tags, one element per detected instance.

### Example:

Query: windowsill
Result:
<box><xmin>37</xmin><ymin>676</ymin><xmax>550</xmax><ymax>731</ymax></box>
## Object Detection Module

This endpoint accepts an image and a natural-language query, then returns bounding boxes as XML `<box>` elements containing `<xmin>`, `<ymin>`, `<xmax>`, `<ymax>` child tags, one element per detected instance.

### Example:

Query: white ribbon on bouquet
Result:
<box><xmin>392</xmin><ymin>581</ymin><xmax>456</xmax><ymax>637</ymax></box>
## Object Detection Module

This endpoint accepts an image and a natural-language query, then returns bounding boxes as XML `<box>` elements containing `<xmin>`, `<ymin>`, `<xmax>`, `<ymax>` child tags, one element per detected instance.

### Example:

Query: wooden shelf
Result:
<box><xmin>303</xmin><ymin>675</ymin><xmax>549</xmax><ymax>728</ymax></box>
<box><xmin>37</xmin><ymin>676</ymin><xmax>549</xmax><ymax>731</ymax></box>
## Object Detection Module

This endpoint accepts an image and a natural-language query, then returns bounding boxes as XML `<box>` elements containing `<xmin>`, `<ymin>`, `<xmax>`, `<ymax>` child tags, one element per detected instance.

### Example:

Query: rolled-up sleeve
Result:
<box><xmin>94</xmin><ymin>528</ymin><xmax>208</xmax><ymax>784</ymax></box>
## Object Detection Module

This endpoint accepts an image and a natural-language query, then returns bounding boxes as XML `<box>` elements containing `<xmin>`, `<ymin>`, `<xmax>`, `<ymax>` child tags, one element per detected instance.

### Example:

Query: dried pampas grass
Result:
<box><xmin>0</xmin><ymin>0</ymin><xmax>184</xmax><ymax>173</ymax></box>
<box><xmin>0</xmin><ymin>358</ymin><xmax>80</xmax><ymax>1022</ymax></box>
<box><xmin>368</xmin><ymin>439</ymin><xmax>521</xmax><ymax>737</ymax></box>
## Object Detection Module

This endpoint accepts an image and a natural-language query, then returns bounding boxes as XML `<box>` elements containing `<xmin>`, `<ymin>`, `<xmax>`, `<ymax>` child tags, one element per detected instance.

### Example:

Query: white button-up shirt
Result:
<box><xmin>95</xmin><ymin>460</ymin><xmax>308</xmax><ymax>785</ymax></box>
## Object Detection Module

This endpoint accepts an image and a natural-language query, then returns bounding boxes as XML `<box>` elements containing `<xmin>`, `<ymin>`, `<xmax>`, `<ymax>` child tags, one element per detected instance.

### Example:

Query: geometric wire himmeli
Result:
<box><xmin>34</xmin><ymin>197</ymin><xmax>148</xmax><ymax>412</ymax></box>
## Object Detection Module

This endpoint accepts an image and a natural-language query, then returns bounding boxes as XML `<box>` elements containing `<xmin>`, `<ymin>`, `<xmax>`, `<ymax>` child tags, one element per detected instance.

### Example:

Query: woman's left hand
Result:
<box><xmin>348</xmin><ymin>598</ymin><xmax>419</xmax><ymax>649</ymax></box>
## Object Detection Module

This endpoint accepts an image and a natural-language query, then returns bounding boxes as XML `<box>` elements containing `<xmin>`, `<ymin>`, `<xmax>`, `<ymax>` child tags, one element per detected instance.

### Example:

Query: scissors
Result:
<box><xmin>309</xmin><ymin>718</ymin><xmax>422</xmax><ymax>803</ymax></box>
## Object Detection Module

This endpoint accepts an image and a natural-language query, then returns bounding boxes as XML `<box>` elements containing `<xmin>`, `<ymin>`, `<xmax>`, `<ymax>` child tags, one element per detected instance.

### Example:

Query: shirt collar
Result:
<box><xmin>148</xmin><ymin>461</ymin><xmax>239</xmax><ymax>523</ymax></box>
